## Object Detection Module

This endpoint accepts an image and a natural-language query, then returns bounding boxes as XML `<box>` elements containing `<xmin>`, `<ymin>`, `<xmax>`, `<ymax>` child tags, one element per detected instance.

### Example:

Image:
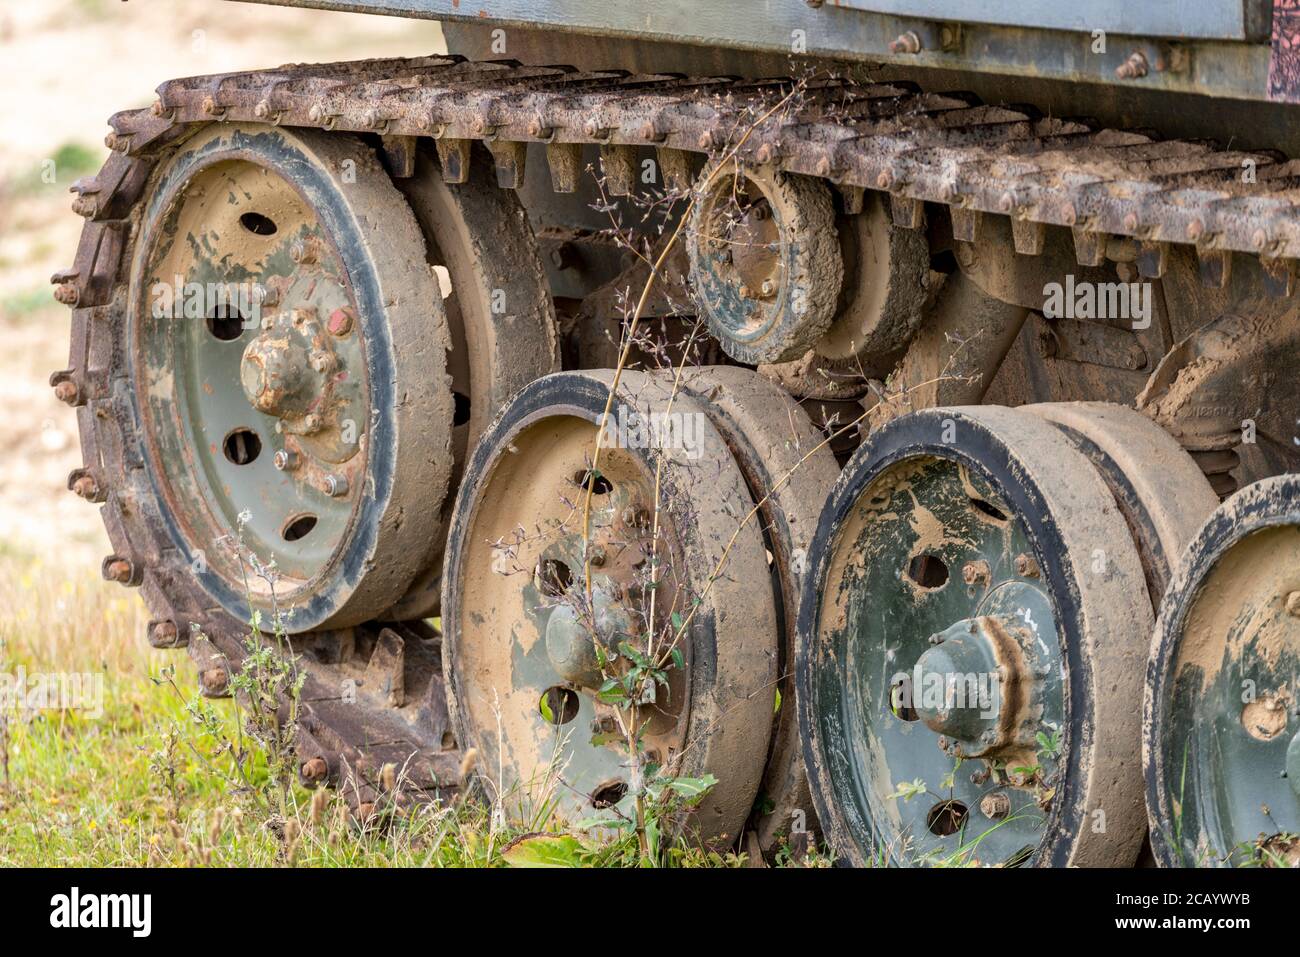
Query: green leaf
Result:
<box><xmin>538</xmin><ymin>692</ymin><xmax>555</xmax><ymax>724</ymax></box>
<box><xmin>651</xmin><ymin>774</ymin><xmax>717</xmax><ymax>805</ymax></box>
<box><xmin>618</xmin><ymin>641</ymin><xmax>649</xmax><ymax>668</ymax></box>
<box><xmin>670</xmin><ymin>647</ymin><xmax>685</xmax><ymax>670</ymax></box>
<box><xmin>889</xmin><ymin>778</ymin><xmax>927</xmax><ymax>802</ymax></box>
<box><xmin>501</xmin><ymin>832</ymin><xmax>587</xmax><ymax>868</ymax></box>
<box><xmin>596</xmin><ymin>678</ymin><xmax>627</xmax><ymax>704</ymax></box>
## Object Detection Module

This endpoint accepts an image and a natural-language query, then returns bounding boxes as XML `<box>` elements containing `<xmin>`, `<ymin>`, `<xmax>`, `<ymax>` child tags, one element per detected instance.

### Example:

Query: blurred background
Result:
<box><xmin>0</xmin><ymin>0</ymin><xmax>443</xmax><ymax>863</ymax></box>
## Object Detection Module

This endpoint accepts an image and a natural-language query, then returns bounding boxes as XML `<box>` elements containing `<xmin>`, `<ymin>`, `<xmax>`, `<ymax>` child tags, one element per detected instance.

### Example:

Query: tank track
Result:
<box><xmin>55</xmin><ymin>53</ymin><xmax>1300</xmax><ymax>818</ymax></box>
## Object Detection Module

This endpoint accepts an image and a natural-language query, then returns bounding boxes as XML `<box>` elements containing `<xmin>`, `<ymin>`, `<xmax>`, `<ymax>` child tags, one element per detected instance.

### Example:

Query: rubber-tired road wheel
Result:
<box><xmin>678</xmin><ymin>366</ymin><xmax>839</xmax><ymax>853</ymax></box>
<box><xmin>1145</xmin><ymin>473</ymin><xmax>1300</xmax><ymax>867</ymax></box>
<box><xmin>441</xmin><ymin>369</ymin><xmax>779</xmax><ymax>846</ymax></box>
<box><xmin>797</xmin><ymin>405</ymin><xmax>1153</xmax><ymax>866</ymax></box>
<box><xmin>687</xmin><ymin>159</ymin><xmax>841</xmax><ymax>365</ymax></box>
<box><xmin>124</xmin><ymin>123</ymin><xmax>450</xmax><ymax>632</ymax></box>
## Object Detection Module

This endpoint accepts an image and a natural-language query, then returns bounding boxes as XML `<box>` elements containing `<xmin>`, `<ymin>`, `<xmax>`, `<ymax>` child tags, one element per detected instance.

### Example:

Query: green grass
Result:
<box><xmin>0</xmin><ymin>556</ymin><xmax>809</xmax><ymax>867</ymax></box>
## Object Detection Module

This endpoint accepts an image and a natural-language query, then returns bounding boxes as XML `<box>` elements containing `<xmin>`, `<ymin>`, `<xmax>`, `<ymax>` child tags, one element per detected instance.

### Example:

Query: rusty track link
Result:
<box><xmin>54</xmin><ymin>53</ymin><xmax>1300</xmax><ymax>817</ymax></box>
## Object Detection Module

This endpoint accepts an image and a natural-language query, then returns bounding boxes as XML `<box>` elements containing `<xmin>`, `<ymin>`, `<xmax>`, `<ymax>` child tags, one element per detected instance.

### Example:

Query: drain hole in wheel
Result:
<box><xmin>282</xmin><ymin>514</ymin><xmax>317</xmax><ymax>542</ymax></box>
<box><xmin>539</xmin><ymin>686</ymin><xmax>580</xmax><ymax>725</ymax></box>
<box><xmin>591</xmin><ymin>780</ymin><xmax>628</xmax><ymax>809</ymax></box>
<box><xmin>926</xmin><ymin>799</ymin><xmax>968</xmax><ymax>836</ymax></box>
<box><xmin>239</xmin><ymin>212</ymin><xmax>278</xmax><ymax>236</ymax></box>
<box><xmin>453</xmin><ymin>392</ymin><xmax>472</xmax><ymax>427</ymax></box>
<box><xmin>223</xmin><ymin>428</ymin><xmax>261</xmax><ymax>465</ymax></box>
<box><xmin>890</xmin><ymin>675</ymin><xmax>918</xmax><ymax>722</ymax></box>
<box><xmin>906</xmin><ymin>553</ymin><xmax>949</xmax><ymax>589</ymax></box>
<box><xmin>574</xmin><ymin>470</ymin><xmax>613</xmax><ymax>495</ymax></box>
<box><xmin>535</xmin><ymin>558</ymin><xmax>573</xmax><ymax>598</ymax></box>
<box><xmin>970</xmin><ymin>498</ymin><xmax>1009</xmax><ymax>523</ymax></box>
<box><xmin>206</xmin><ymin>302</ymin><xmax>246</xmax><ymax>341</ymax></box>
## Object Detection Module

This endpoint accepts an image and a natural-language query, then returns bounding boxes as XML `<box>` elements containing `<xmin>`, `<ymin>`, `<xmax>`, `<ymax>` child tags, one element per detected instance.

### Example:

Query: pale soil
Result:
<box><xmin>0</xmin><ymin>0</ymin><xmax>444</xmax><ymax>568</ymax></box>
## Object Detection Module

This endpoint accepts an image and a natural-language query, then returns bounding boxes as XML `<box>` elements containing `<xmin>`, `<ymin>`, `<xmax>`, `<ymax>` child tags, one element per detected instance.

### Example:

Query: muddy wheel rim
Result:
<box><xmin>686</xmin><ymin>159</ymin><xmax>840</xmax><ymax>365</ymax></box>
<box><xmin>798</xmin><ymin>405</ymin><xmax>1152</xmax><ymax>866</ymax></box>
<box><xmin>442</xmin><ymin>370</ymin><xmax>778</xmax><ymax>844</ymax></box>
<box><xmin>130</xmin><ymin>124</ymin><xmax>451</xmax><ymax>630</ymax></box>
<box><xmin>1145</xmin><ymin>474</ymin><xmax>1300</xmax><ymax>867</ymax></box>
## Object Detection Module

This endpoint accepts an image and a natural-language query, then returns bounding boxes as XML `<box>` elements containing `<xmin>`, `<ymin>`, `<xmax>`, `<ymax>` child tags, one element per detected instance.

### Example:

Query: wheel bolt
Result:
<box><xmin>103</xmin><ymin>557</ymin><xmax>133</xmax><ymax>584</ymax></box>
<box><xmin>962</xmin><ymin>560</ymin><xmax>991</xmax><ymax>586</ymax></box>
<box><xmin>324</xmin><ymin>473</ymin><xmax>349</xmax><ymax>497</ymax></box>
<box><xmin>588</xmin><ymin>545</ymin><xmax>607</xmax><ymax>567</ymax></box>
<box><xmin>200</xmin><ymin>667</ymin><xmax>229</xmax><ymax>697</ymax></box>
<box><xmin>1014</xmin><ymin>553</ymin><xmax>1040</xmax><ymax>578</ymax></box>
<box><xmin>1285</xmin><ymin>591</ymin><xmax>1300</xmax><ymax>617</ymax></box>
<box><xmin>53</xmin><ymin>283</ymin><xmax>79</xmax><ymax>306</ymax></box>
<box><xmin>888</xmin><ymin>30</ymin><xmax>923</xmax><ymax>55</ymax></box>
<box><xmin>301</xmin><ymin>756</ymin><xmax>329</xmax><ymax>783</ymax></box>
<box><xmin>53</xmin><ymin>380</ymin><xmax>79</xmax><ymax>405</ymax></box>
<box><xmin>980</xmin><ymin>792</ymin><xmax>1011</xmax><ymax>820</ymax></box>
<box><xmin>309</xmin><ymin>350</ymin><xmax>336</xmax><ymax>373</ymax></box>
<box><xmin>760</xmin><ymin>279</ymin><xmax>776</xmax><ymax>298</ymax></box>
<box><xmin>149</xmin><ymin>620</ymin><xmax>179</xmax><ymax>648</ymax></box>
<box><xmin>274</xmin><ymin>449</ymin><xmax>300</xmax><ymax>472</ymax></box>
<box><xmin>289</xmin><ymin>238</ymin><xmax>318</xmax><ymax>265</ymax></box>
<box><xmin>327</xmin><ymin>306</ymin><xmax>354</xmax><ymax>336</ymax></box>
<box><xmin>72</xmin><ymin>475</ymin><xmax>100</xmax><ymax>500</ymax></box>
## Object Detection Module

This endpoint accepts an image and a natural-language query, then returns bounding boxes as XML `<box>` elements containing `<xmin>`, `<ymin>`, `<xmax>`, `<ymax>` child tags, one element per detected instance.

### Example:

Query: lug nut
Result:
<box><xmin>54</xmin><ymin>283</ymin><xmax>79</xmax><ymax>306</ymax></box>
<box><xmin>324</xmin><ymin>473</ymin><xmax>349</xmax><ymax>497</ymax></box>
<box><xmin>273</xmin><ymin>449</ymin><xmax>300</xmax><ymax>472</ymax></box>
<box><xmin>301</xmin><ymin>756</ymin><xmax>329</xmax><ymax>783</ymax></box>
<box><xmin>760</xmin><ymin>279</ymin><xmax>777</xmax><ymax>298</ymax></box>
<box><xmin>622</xmin><ymin>505</ymin><xmax>649</xmax><ymax>529</ymax></box>
<box><xmin>1014</xmin><ymin>553</ymin><xmax>1040</xmax><ymax>579</ymax></box>
<box><xmin>588</xmin><ymin>545</ymin><xmax>607</xmax><ymax>568</ymax></box>
<box><xmin>980</xmin><ymin>792</ymin><xmax>1011</xmax><ymax>820</ymax></box>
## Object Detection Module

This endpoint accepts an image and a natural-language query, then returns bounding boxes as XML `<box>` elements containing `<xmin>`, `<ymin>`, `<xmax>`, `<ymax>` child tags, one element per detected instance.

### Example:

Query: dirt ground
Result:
<box><xmin>0</xmin><ymin>0</ymin><xmax>444</xmax><ymax>567</ymax></box>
